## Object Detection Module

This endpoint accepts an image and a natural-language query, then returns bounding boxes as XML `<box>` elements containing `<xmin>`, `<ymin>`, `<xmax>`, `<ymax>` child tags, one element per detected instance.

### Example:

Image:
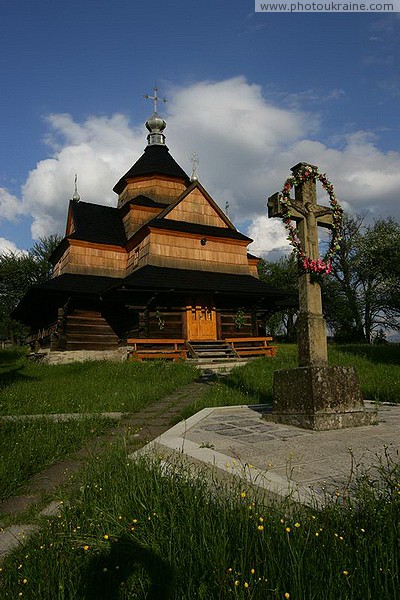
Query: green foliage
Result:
<box><xmin>0</xmin><ymin>235</ymin><xmax>62</xmax><ymax>342</ymax></box>
<box><xmin>323</xmin><ymin>215</ymin><xmax>400</xmax><ymax>343</ymax></box>
<box><xmin>258</xmin><ymin>254</ymin><xmax>298</xmax><ymax>339</ymax></box>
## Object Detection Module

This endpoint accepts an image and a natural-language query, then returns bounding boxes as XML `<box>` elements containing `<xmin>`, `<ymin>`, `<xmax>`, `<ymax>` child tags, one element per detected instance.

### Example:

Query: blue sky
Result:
<box><xmin>0</xmin><ymin>0</ymin><xmax>399</xmax><ymax>256</ymax></box>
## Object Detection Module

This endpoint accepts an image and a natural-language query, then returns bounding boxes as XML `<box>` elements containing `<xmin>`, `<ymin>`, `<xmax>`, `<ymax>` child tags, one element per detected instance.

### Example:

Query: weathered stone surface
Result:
<box><xmin>266</xmin><ymin>366</ymin><xmax>378</xmax><ymax>430</ymax></box>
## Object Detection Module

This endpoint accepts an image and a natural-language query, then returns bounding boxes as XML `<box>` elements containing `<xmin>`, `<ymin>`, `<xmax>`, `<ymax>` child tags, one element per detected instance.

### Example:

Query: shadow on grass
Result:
<box><xmin>0</xmin><ymin>364</ymin><xmax>38</xmax><ymax>389</ymax></box>
<box><xmin>335</xmin><ymin>344</ymin><xmax>400</xmax><ymax>366</ymax></box>
<box><xmin>79</xmin><ymin>535</ymin><xmax>173</xmax><ymax>599</ymax></box>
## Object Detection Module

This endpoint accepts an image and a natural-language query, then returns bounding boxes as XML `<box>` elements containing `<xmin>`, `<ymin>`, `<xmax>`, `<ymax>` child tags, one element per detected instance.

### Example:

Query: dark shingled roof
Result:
<box><xmin>147</xmin><ymin>218</ymin><xmax>252</xmax><ymax>242</ymax></box>
<box><xmin>69</xmin><ymin>201</ymin><xmax>127</xmax><ymax>246</ymax></box>
<box><xmin>117</xmin><ymin>266</ymin><xmax>286</xmax><ymax>297</ymax></box>
<box><xmin>128</xmin><ymin>195</ymin><xmax>169</xmax><ymax>208</ymax></box>
<box><xmin>113</xmin><ymin>145</ymin><xmax>190</xmax><ymax>194</ymax></box>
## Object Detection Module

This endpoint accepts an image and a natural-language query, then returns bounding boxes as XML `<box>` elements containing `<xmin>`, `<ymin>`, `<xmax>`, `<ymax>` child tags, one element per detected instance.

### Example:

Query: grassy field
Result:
<box><xmin>1</xmin><ymin>443</ymin><xmax>399</xmax><ymax>599</ymax></box>
<box><xmin>178</xmin><ymin>343</ymin><xmax>400</xmax><ymax>420</ymax></box>
<box><xmin>0</xmin><ymin>416</ymin><xmax>113</xmax><ymax>500</ymax></box>
<box><xmin>0</xmin><ymin>348</ymin><xmax>198</xmax><ymax>415</ymax></box>
<box><xmin>0</xmin><ymin>344</ymin><xmax>399</xmax><ymax>597</ymax></box>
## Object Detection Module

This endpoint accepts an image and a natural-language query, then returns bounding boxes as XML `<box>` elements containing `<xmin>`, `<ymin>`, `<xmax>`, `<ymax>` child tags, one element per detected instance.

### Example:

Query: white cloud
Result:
<box><xmin>0</xmin><ymin>237</ymin><xmax>25</xmax><ymax>255</ymax></box>
<box><xmin>2</xmin><ymin>76</ymin><xmax>400</xmax><ymax>258</ymax></box>
<box><xmin>0</xmin><ymin>188</ymin><xmax>23</xmax><ymax>222</ymax></box>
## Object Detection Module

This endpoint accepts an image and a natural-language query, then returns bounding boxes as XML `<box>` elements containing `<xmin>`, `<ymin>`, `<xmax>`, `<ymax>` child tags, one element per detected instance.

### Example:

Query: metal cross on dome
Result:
<box><xmin>144</xmin><ymin>86</ymin><xmax>167</xmax><ymax>114</ymax></box>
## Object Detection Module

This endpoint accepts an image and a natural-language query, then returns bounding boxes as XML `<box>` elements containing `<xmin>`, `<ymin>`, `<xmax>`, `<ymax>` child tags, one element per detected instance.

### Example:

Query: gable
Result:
<box><xmin>164</xmin><ymin>186</ymin><xmax>229</xmax><ymax>228</ymax></box>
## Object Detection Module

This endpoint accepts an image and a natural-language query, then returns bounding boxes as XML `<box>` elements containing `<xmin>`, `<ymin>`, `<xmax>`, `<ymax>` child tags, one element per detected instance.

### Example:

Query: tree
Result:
<box><xmin>0</xmin><ymin>235</ymin><xmax>62</xmax><ymax>342</ymax></box>
<box><xmin>258</xmin><ymin>253</ymin><xmax>298</xmax><ymax>340</ymax></box>
<box><xmin>323</xmin><ymin>215</ymin><xmax>400</xmax><ymax>343</ymax></box>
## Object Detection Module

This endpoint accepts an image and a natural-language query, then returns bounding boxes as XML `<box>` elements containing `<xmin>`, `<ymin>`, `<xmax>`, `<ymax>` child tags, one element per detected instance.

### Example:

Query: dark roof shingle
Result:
<box><xmin>70</xmin><ymin>201</ymin><xmax>127</xmax><ymax>246</ymax></box>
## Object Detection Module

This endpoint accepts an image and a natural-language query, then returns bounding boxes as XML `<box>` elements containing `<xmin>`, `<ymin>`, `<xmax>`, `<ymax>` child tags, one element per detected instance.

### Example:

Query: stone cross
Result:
<box><xmin>268</xmin><ymin>162</ymin><xmax>334</xmax><ymax>368</ymax></box>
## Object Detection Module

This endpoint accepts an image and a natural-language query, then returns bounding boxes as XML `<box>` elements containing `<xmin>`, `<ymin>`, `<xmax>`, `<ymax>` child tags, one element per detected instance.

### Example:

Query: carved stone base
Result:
<box><xmin>264</xmin><ymin>365</ymin><xmax>378</xmax><ymax>431</ymax></box>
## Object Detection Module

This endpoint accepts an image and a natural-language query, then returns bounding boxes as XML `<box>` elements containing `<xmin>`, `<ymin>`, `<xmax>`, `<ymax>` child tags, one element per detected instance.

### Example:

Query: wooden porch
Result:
<box><xmin>127</xmin><ymin>337</ymin><xmax>277</xmax><ymax>362</ymax></box>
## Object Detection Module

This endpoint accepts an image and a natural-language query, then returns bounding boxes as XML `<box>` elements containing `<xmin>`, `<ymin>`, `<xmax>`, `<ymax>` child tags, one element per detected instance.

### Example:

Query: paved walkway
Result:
<box><xmin>141</xmin><ymin>401</ymin><xmax>400</xmax><ymax>507</ymax></box>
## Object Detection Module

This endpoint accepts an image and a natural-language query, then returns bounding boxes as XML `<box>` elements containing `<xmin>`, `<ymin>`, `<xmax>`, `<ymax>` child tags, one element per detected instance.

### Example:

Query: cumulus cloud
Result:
<box><xmin>2</xmin><ymin>76</ymin><xmax>400</xmax><ymax>258</ymax></box>
<box><xmin>0</xmin><ymin>237</ymin><xmax>26</xmax><ymax>255</ymax></box>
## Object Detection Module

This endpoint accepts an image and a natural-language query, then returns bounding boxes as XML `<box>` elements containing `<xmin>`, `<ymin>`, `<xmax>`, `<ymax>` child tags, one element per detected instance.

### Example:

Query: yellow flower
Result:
<box><xmin>82</xmin><ymin>545</ymin><xmax>90</xmax><ymax>551</ymax></box>
<box><xmin>103</xmin><ymin>534</ymin><xmax>109</xmax><ymax>540</ymax></box>
<box><xmin>315</xmin><ymin>532</ymin><xmax>319</xmax><ymax>537</ymax></box>
<box><xmin>257</xmin><ymin>525</ymin><xmax>264</xmax><ymax>531</ymax></box>
<box><xmin>23</xmin><ymin>579</ymin><xmax>28</xmax><ymax>584</ymax></box>
<box><xmin>240</xmin><ymin>491</ymin><xmax>247</xmax><ymax>499</ymax></box>
<box><xmin>234</xmin><ymin>580</ymin><xmax>240</xmax><ymax>587</ymax></box>
<box><xmin>295</xmin><ymin>522</ymin><xmax>300</xmax><ymax>528</ymax></box>
<box><xmin>259</xmin><ymin>517</ymin><xmax>264</xmax><ymax>523</ymax></box>
<box><xmin>285</xmin><ymin>527</ymin><xmax>291</xmax><ymax>533</ymax></box>
<box><xmin>285</xmin><ymin>593</ymin><xmax>290</xmax><ymax>599</ymax></box>
<box><xmin>244</xmin><ymin>582</ymin><xmax>249</xmax><ymax>588</ymax></box>
<box><xmin>250</xmin><ymin>568</ymin><xmax>255</xmax><ymax>574</ymax></box>
<box><xmin>343</xmin><ymin>570</ymin><xmax>349</xmax><ymax>576</ymax></box>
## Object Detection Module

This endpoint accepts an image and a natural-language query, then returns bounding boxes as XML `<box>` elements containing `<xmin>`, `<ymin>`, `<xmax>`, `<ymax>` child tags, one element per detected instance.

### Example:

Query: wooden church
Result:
<box><xmin>14</xmin><ymin>93</ymin><xmax>291</xmax><ymax>360</ymax></box>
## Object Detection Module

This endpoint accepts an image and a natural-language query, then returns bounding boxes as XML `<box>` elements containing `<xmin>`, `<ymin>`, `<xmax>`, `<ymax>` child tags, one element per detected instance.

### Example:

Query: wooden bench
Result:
<box><xmin>127</xmin><ymin>339</ymin><xmax>187</xmax><ymax>362</ymax></box>
<box><xmin>225</xmin><ymin>337</ymin><xmax>277</xmax><ymax>358</ymax></box>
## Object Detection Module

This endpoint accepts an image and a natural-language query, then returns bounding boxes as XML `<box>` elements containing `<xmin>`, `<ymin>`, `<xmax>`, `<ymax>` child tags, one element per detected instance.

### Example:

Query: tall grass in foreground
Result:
<box><xmin>179</xmin><ymin>344</ymin><xmax>400</xmax><ymax>420</ymax></box>
<box><xmin>1</xmin><ymin>444</ymin><xmax>399</xmax><ymax>599</ymax></box>
<box><xmin>0</xmin><ymin>350</ymin><xmax>198</xmax><ymax>415</ymax></box>
<box><xmin>0</xmin><ymin>417</ymin><xmax>114</xmax><ymax>500</ymax></box>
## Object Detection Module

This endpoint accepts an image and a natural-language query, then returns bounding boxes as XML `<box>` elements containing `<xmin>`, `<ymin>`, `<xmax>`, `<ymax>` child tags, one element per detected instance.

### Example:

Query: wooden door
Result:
<box><xmin>186</xmin><ymin>298</ymin><xmax>217</xmax><ymax>340</ymax></box>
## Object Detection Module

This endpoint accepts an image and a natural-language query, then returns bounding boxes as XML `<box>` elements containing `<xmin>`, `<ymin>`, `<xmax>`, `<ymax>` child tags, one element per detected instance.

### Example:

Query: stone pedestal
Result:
<box><xmin>264</xmin><ymin>366</ymin><xmax>378</xmax><ymax>431</ymax></box>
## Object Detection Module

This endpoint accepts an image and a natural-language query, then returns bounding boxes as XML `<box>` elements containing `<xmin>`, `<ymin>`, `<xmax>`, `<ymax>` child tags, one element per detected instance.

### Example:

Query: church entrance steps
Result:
<box><xmin>189</xmin><ymin>358</ymin><xmax>252</xmax><ymax>375</ymax></box>
<box><xmin>186</xmin><ymin>340</ymin><xmax>238</xmax><ymax>360</ymax></box>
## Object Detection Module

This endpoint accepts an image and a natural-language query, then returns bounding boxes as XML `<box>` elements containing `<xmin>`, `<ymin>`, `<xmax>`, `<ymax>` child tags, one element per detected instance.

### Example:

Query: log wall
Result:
<box><xmin>219</xmin><ymin>310</ymin><xmax>255</xmax><ymax>338</ymax></box>
<box><xmin>65</xmin><ymin>309</ymin><xmax>120</xmax><ymax>351</ymax></box>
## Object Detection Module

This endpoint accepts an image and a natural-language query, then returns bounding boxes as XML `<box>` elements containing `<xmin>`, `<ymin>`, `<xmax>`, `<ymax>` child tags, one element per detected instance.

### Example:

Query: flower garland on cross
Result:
<box><xmin>279</xmin><ymin>165</ymin><xmax>343</xmax><ymax>276</ymax></box>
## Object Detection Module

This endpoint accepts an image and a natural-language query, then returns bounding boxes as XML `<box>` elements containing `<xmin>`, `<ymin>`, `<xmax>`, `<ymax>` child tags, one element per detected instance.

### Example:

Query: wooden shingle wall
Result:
<box><xmin>166</xmin><ymin>188</ymin><xmax>228</xmax><ymax>227</ymax></box>
<box><xmin>117</xmin><ymin>177</ymin><xmax>187</xmax><ymax>208</ymax></box>
<box><xmin>147</xmin><ymin>231</ymin><xmax>251</xmax><ymax>274</ymax></box>
<box><xmin>53</xmin><ymin>243</ymin><xmax>127</xmax><ymax>278</ymax></box>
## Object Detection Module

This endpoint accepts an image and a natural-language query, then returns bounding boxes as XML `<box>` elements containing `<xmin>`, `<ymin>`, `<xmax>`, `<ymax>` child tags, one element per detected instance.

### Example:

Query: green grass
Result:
<box><xmin>0</xmin><ymin>350</ymin><xmax>198</xmax><ymax>415</ymax></box>
<box><xmin>1</xmin><ymin>443</ymin><xmax>399</xmax><ymax>599</ymax></box>
<box><xmin>0</xmin><ymin>416</ymin><xmax>114</xmax><ymax>501</ymax></box>
<box><xmin>179</xmin><ymin>344</ymin><xmax>400</xmax><ymax>420</ymax></box>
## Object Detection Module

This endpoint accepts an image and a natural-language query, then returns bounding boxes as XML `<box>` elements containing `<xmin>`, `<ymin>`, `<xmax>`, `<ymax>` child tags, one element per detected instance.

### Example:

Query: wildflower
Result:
<box><xmin>240</xmin><ymin>491</ymin><xmax>247</xmax><ymax>499</ymax></box>
<box><xmin>343</xmin><ymin>570</ymin><xmax>349</xmax><ymax>576</ymax></box>
<box><xmin>234</xmin><ymin>580</ymin><xmax>240</xmax><ymax>587</ymax></box>
<box><xmin>295</xmin><ymin>522</ymin><xmax>300</xmax><ymax>528</ymax></box>
<box><xmin>315</xmin><ymin>532</ymin><xmax>319</xmax><ymax>537</ymax></box>
<box><xmin>259</xmin><ymin>517</ymin><xmax>264</xmax><ymax>523</ymax></box>
<box><xmin>285</xmin><ymin>594</ymin><xmax>290</xmax><ymax>599</ymax></box>
<box><xmin>285</xmin><ymin>527</ymin><xmax>291</xmax><ymax>533</ymax></box>
<box><xmin>360</xmin><ymin>528</ymin><xmax>365</xmax><ymax>533</ymax></box>
<box><xmin>82</xmin><ymin>545</ymin><xmax>90</xmax><ymax>551</ymax></box>
<box><xmin>244</xmin><ymin>582</ymin><xmax>249</xmax><ymax>588</ymax></box>
<box><xmin>251</xmin><ymin>568</ymin><xmax>255</xmax><ymax>574</ymax></box>
<box><xmin>257</xmin><ymin>525</ymin><xmax>264</xmax><ymax>531</ymax></box>
<box><xmin>103</xmin><ymin>534</ymin><xmax>109</xmax><ymax>540</ymax></box>
<box><xmin>23</xmin><ymin>579</ymin><xmax>28</xmax><ymax>584</ymax></box>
